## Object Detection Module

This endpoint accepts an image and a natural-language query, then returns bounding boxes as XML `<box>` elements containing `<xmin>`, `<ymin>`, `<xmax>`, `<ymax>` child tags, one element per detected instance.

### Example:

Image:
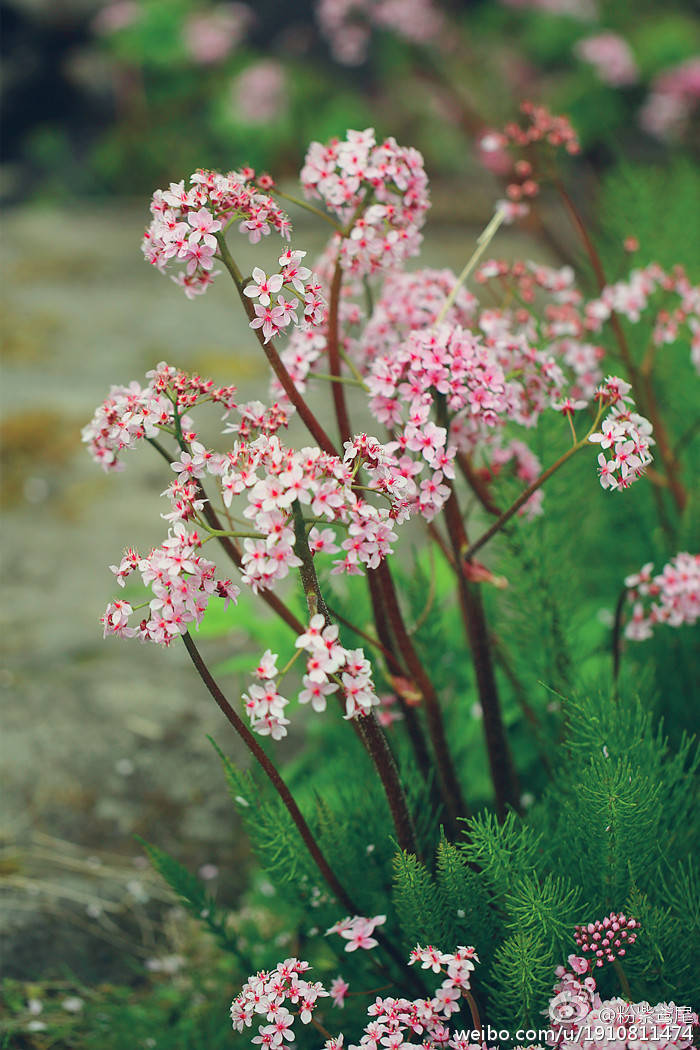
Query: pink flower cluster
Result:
<box><xmin>574</xmin><ymin>33</ymin><xmax>638</xmax><ymax>87</ymax></box>
<box><xmin>589</xmin><ymin>377</ymin><xmax>654</xmax><ymax>491</ymax></box>
<box><xmin>624</xmin><ymin>552</ymin><xmax>700</xmax><ymax>642</ymax></box>
<box><xmin>82</xmin><ymin>363</ymin><xmax>237</xmax><ymax>472</ymax></box>
<box><xmin>317</xmin><ymin>0</ymin><xmax>444</xmax><ymax>66</ymax></box>
<box><xmin>241</xmin><ymin>616</ymin><xmax>381</xmax><ymax>739</ymax></box>
<box><xmin>232</xmin><ymin>945</ymin><xmax>482</xmax><ymax>1050</ymax></box>
<box><xmin>216</xmin><ymin>432</ymin><xmax>402</xmax><ymax>589</ymax></box>
<box><xmin>359</xmin><ymin>279</ymin><xmax>571</xmax><ymax>518</ymax></box>
<box><xmin>326</xmin><ymin>913</ymin><xmax>386</xmax><ymax>951</ymax></box>
<box><xmin>232</xmin><ymin>60</ymin><xmax>287</xmax><ymax>125</ymax></box>
<box><xmin>243</xmin><ymin>251</ymin><xmax>325</xmax><ymax>344</ymax></box>
<box><xmin>585</xmin><ymin>264</ymin><xmax>700</xmax><ymax>374</ymax></box>
<box><xmin>573</xmin><ymin>912</ymin><xmax>639</xmax><ymax>965</ymax></box>
<box><xmin>142</xmin><ymin>168</ymin><xmax>292</xmax><ymax>298</ymax></box>
<box><xmin>103</xmin><ymin>523</ymin><xmax>239</xmax><ymax>645</ymax></box>
<box><xmin>501</xmin><ymin>0</ymin><xmax>597</xmax><ymax>17</ymax></box>
<box><xmin>640</xmin><ymin>58</ymin><xmax>700</xmax><ymax>141</ymax></box>
<box><xmin>475</xmin><ymin>259</ymin><xmax>605</xmax><ymax>400</ymax></box>
<box><xmin>183</xmin><ymin>3</ymin><xmax>250</xmax><ymax>65</ymax></box>
<box><xmin>547</xmin><ymin>955</ymin><xmax>698</xmax><ymax>1050</ymax></box>
<box><xmin>301</xmin><ymin>128</ymin><xmax>430</xmax><ymax>276</ymax></box>
<box><xmin>230</xmin><ymin>957</ymin><xmax>329</xmax><ymax>1047</ymax></box>
<box><xmin>479</xmin><ymin>104</ymin><xmax>580</xmax><ymax>218</ymax></box>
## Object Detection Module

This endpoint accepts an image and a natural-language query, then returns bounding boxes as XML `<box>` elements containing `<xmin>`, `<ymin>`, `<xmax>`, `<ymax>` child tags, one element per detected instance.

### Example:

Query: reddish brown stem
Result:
<box><xmin>182</xmin><ymin>632</ymin><xmax>416</xmax><ymax>981</ymax></box>
<box><xmin>291</xmin><ymin>506</ymin><xmax>419</xmax><ymax>856</ymax></box>
<box><xmin>442</xmin><ymin>488</ymin><xmax>519</xmax><ymax>821</ymax></box>
<box><xmin>327</xmin><ymin>263</ymin><xmax>353</xmax><ymax>447</ymax></box>
<box><xmin>455</xmin><ymin>451</ymin><xmax>502</xmax><ymax>517</ymax></box>
<box><xmin>373</xmin><ymin>560</ymin><xmax>469</xmax><ymax>834</ymax></box>
<box><xmin>182</xmin><ymin>631</ymin><xmax>355</xmax><ymax>910</ymax></box>
<box><xmin>365</xmin><ymin>572</ymin><xmax>434</xmax><ymax>788</ymax></box>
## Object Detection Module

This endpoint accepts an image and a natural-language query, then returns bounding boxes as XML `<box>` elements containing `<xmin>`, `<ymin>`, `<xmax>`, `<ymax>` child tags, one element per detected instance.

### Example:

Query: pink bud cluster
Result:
<box><xmin>142</xmin><ymin>168</ymin><xmax>292</xmax><ymax>298</ymax></box>
<box><xmin>589</xmin><ymin>376</ymin><xmax>654</xmax><ymax>491</ymax></box>
<box><xmin>573</xmin><ymin>912</ymin><xmax>639</xmax><ymax>965</ymax></box>
<box><xmin>585</xmin><ymin>264</ymin><xmax>700</xmax><ymax>374</ymax></box>
<box><xmin>230</xmin><ymin>957</ymin><xmax>329</xmax><ymax>1046</ymax></box>
<box><xmin>326</xmin><ymin>914</ymin><xmax>387</xmax><ymax>951</ymax></box>
<box><xmin>547</xmin><ymin>954</ymin><xmax>697</xmax><ymax>1050</ymax></box>
<box><xmin>242</xmin><ymin>616</ymin><xmax>381</xmax><ymax>740</ymax></box>
<box><xmin>317</xmin><ymin>0</ymin><xmax>444</xmax><ymax>66</ymax></box>
<box><xmin>103</xmin><ymin>523</ymin><xmax>239</xmax><ymax>645</ymax></box>
<box><xmin>479</xmin><ymin>103</ymin><xmax>580</xmax><ymax>218</ymax></box>
<box><xmin>301</xmin><ymin>128</ymin><xmax>430</xmax><ymax>276</ymax></box>
<box><xmin>624</xmin><ymin>552</ymin><xmax>700</xmax><ymax>642</ymax></box>
<box><xmin>82</xmin><ymin>363</ymin><xmax>237</xmax><ymax>472</ymax></box>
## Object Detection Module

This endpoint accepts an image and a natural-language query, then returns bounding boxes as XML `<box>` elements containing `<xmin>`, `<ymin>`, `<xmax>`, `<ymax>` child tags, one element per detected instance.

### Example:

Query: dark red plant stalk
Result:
<box><xmin>442</xmin><ymin>486</ymin><xmax>519</xmax><ymax>821</ymax></box>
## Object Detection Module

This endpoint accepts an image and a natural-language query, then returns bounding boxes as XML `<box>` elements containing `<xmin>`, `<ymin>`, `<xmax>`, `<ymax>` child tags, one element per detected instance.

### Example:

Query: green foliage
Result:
<box><xmin>600</xmin><ymin>160</ymin><xmax>700</xmax><ymax>279</ymax></box>
<box><xmin>393</xmin><ymin>849</ymin><xmax>445</xmax><ymax>945</ymax></box>
<box><xmin>138</xmin><ymin>838</ymin><xmax>238</xmax><ymax>953</ymax></box>
<box><xmin>487</xmin><ymin>931</ymin><xmax>554</xmax><ymax>1031</ymax></box>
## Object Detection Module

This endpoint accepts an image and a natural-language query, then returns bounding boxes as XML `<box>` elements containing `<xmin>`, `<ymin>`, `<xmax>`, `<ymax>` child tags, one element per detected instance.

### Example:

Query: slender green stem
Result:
<box><xmin>435</xmin><ymin>207</ymin><xmax>506</xmax><ymax>326</ymax></box>
<box><xmin>311</xmin><ymin>371</ymin><xmax>366</xmax><ymax>388</ymax></box>
<box><xmin>461</xmin><ymin>407</ymin><xmax>604</xmax><ymax>564</ymax></box>
<box><xmin>339</xmin><ymin>347</ymin><xmax>368</xmax><ymax>388</ymax></box>
<box><xmin>272</xmin><ymin>188</ymin><xmax>343</xmax><ymax>231</ymax></box>
<box><xmin>613</xmin><ymin>958</ymin><xmax>633</xmax><ymax>1000</ymax></box>
<box><xmin>611</xmin><ymin>586</ymin><xmax>628</xmax><ymax>687</ymax></box>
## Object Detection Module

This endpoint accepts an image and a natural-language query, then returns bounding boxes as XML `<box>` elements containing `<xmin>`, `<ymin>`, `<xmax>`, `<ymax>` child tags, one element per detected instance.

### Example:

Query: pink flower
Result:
<box><xmin>330</xmin><ymin>977</ymin><xmax>349</xmax><ymax>1009</ymax></box>
<box><xmin>250</xmin><ymin>303</ymin><xmax>286</xmax><ymax>343</ymax></box>
<box><xmin>327</xmin><ymin>914</ymin><xmax>386</xmax><ymax>952</ymax></box>
<box><xmin>244</xmin><ymin>268</ymin><xmax>284</xmax><ymax>307</ymax></box>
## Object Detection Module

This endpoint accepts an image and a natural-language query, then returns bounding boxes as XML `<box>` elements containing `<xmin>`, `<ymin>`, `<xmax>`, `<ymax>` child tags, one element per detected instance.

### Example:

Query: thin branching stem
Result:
<box><xmin>215</xmin><ymin>232</ymin><xmax>338</xmax><ymax>456</ymax></box>
<box><xmin>555</xmin><ymin>180</ymin><xmax>687</xmax><ymax>515</ymax></box>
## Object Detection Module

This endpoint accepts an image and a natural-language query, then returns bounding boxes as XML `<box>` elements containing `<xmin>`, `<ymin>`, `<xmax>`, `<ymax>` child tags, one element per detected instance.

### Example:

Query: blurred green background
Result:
<box><xmin>3</xmin><ymin>0</ymin><xmax>699</xmax><ymax>201</ymax></box>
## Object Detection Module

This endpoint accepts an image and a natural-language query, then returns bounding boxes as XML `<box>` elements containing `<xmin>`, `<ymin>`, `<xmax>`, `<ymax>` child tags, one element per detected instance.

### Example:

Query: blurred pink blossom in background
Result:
<box><xmin>574</xmin><ymin>32</ymin><xmax>638</xmax><ymax>87</ymax></box>
<box><xmin>317</xmin><ymin>0</ymin><xmax>444</xmax><ymax>65</ymax></box>
<box><xmin>500</xmin><ymin>0</ymin><xmax>597</xmax><ymax>19</ymax></box>
<box><xmin>231</xmin><ymin>60</ymin><xmax>287</xmax><ymax>125</ymax></box>
<box><xmin>639</xmin><ymin>57</ymin><xmax>700</xmax><ymax>139</ymax></box>
<box><xmin>92</xmin><ymin>0</ymin><xmax>140</xmax><ymax>35</ymax></box>
<box><xmin>184</xmin><ymin>3</ymin><xmax>251</xmax><ymax>65</ymax></box>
